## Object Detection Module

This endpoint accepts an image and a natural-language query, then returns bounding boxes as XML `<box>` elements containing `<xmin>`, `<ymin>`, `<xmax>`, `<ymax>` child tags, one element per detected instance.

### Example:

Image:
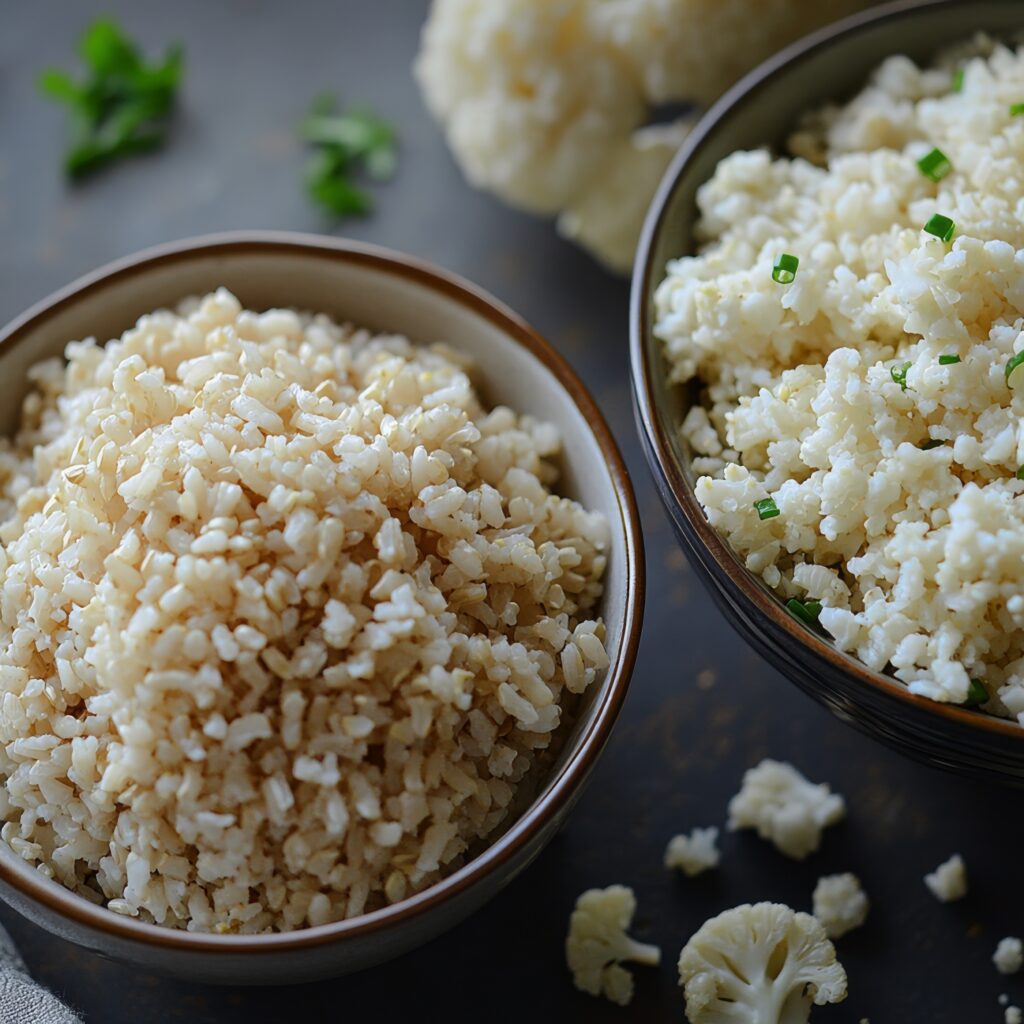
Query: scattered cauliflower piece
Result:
<box><xmin>924</xmin><ymin>854</ymin><xmax>967</xmax><ymax>903</ymax></box>
<box><xmin>1007</xmin><ymin>1006</ymin><xmax>1023</xmax><ymax>1024</ymax></box>
<box><xmin>994</xmin><ymin>937</ymin><xmax>1023</xmax><ymax>975</ymax></box>
<box><xmin>566</xmin><ymin>885</ymin><xmax>662</xmax><ymax>1005</ymax></box>
<box><xmin>727</xmin><ymin>759</ymin><xmax>845</xmax><ymax>859</ymax></box>
<box><xmin>664</xmin><ymin>826</ymin><xmax>721</xmax><ymax>877</ymax></box>
<box><xmin>812</xmin><ymin>873</ymin><xmax>869</xmax><ymax>939</ymax></box>
<box><xmin>415</xmin><ymin>0</ymin><xmax>878</xmax><ymax>272</ymax></box>
<box><xmin>678</xmin><ymin>902</ymin><xmax>848</xmax><ymax>1022</ymax></box>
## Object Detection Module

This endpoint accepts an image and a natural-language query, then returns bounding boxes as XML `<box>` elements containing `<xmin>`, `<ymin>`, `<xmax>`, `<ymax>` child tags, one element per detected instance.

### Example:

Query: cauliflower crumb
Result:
<box><xmin>1007</xmin><ymin>1007</ymin><xmax>1023</xmax><ymax>1024</ymax></box>
<box><xmin>812</xmin><ymin>873</ymin><xmax>869</xmax><ymax>939</ymax></box>
<box><xmin>924</xmin><ymin>854</ymin><xmax>967</xmax><ymax>903</ymax></box>
<box><xmin>565</xmin><ymin>885</ymin><xmax>661</xmax><ymax>1005</ymax></box>
<box><xmin>995</xmin><ymin>937</ymin><xmax>1023</xmax><ymax>975</ymax></box>
<box><xmin>727</xmin><ymin>759</ymin><xmax>845</xmax><ymax>859</ymax></box>
<box><xmin>664</xmin><ymin>826</ymin><xmax>720</xmax><ymax>877</ymax></box>
<box><xmin>678</xmin><ymin>902</ymin><xmax>847</xmax><ymax>1022</ymax></box>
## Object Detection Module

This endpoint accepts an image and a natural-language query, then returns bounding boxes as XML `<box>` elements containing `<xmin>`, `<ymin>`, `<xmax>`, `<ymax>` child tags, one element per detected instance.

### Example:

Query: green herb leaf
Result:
<box><xmin>1016</xmin><ymin>466</ymin><xmax>1024</xmax><ymax>480</ymax></box>
<box><xmin>38</xmin><ymin>17</ymin><xmax>182</xmax><ymax>178</ymax></box>
<box><xmin>772</xmin><ymin>253</ymin><xmax>799</xmax><ymax>285</ymax></box>
<box><xmin>786</xmin><ymin>598</ymin><xmax>822</xmax><ymax>625</ymax></box>
<box><xmin>1005</xmin><ymin>350</ymin><xmax>1024</xmax><ymax>385</ymax></box>
<box><xmin>754</xmin><ymin>497</ymin><xmax>780</xmax><ymax>521</ymax></box>
<box><xmin>963</xmin><ymin>677</ymin><xmax>987</xmax><ymax>708</ymax></box>
<box><xmin>952</xmin><ymin>69</ymin><xmax>964</xmax><ymax>93</ymax></box>
<box><xmin>938</xmin><ymin>354</ymin><xmax>961</xmax><ymax>365</ymax></box>
<box><xmin>917</xmin><ymin>148</ymin><xmax>952</xmax><ymax>183</ymax></box>
<box><xmin>923</xmin><ymin>213</ymin><xmax>956</xmax><ymax>243</ymax></box>
<box><xmin>300</xmin><ymin>94</ymin><xmax>397</xmax><ymax>218</ymax></box>
<box><xmin>1011</xmin><ymin>102</ymin><xmax>1024</xmax><ymax>116</ymax></box>
<box><xmin>891</xmin><ymin>361</ymin><xmax>912</xmax><ymax>391</ymax></box>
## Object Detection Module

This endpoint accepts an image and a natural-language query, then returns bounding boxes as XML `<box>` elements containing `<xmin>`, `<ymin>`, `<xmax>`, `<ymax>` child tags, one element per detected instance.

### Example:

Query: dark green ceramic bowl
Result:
<box><xmin>631</xmin><ymin>0</ymin><xmax>1024</xmax><ymax>784</ymax></box>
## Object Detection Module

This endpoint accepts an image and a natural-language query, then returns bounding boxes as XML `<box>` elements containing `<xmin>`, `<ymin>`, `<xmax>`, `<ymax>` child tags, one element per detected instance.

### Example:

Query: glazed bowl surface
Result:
<box><xmin>631</xmin><ymin>0</ymin><xmax>1024</xmax><ymax>784</ymax></box>
<box><xmin>0</xmin><ymin>231</ymin><xmax>643</xmax><ymax>982</ymax></box>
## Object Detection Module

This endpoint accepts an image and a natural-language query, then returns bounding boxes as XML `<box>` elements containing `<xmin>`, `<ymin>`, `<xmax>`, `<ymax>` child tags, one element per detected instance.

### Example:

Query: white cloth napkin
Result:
<box><xmin>0</xmin><ymin>926</ymin><xmax>81</xmax><ymax>1024</ymax></box>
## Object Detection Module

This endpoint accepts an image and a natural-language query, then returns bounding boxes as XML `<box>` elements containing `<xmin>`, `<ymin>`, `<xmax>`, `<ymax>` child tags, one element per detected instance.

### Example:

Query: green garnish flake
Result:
<box><xmin>917</xmin><ymin>148</ymin><xmax>952</xmax><ymax>183</ymax></box>
<box><xmin>952</xmin><ymin>69</ymin><xmax>964</xmax><ymax>93</ymax></box>
<box><xmin>1005</xmin><ymin>350</ymin><xmax>1024</xmax><ymax>385</ymax></box>
<box><xmin>924</xmin><ymin>214</ymin><xmax>956</xmax><ymax>243</ymax></box>
<box><xmin>1011</xmin><ymin>102</ymin><xmax>1024</xmax><ymax>116</ymax></box>
<box><xmin>890</xmin><ymin>361</ymin><xmax>912</xmax><ymax>391</ymax></box>
<box><xmin>786</xmin><ymin>598</ymin><xmax>822</xmax><ymax>625</ymax></box>
<box><xmin>754</xmin><ymin>497</ymin><xmax>780</xmax><ymax>520</ymax></box>
<box><xmin>920</xmin><ymin>439</ymin><xmax>944</xmax><ymax>450</ymax></box>
<box><xmin>1016</xmin><ymin>466</ymin><xmax>1024</xmax><ymax>480</ymax></box>
<box><xmin>963</xmin><ymin>677</ymin><xmax>987</xmax><ymax>708</ymax></box>
<box><xmin>38</xmin><ymin>17</ymin><xmax>182</xmax><ymax>178</ymax></box>
<box><xmin>772</xmin><ymin>253</ymin><xmax>799</xmax><ymax>284</ymax></box>
<box><xmin>938</xmin><ymin>354</ymin><xmax>961</xmax><ymax>365</ymax></box>
<box><xmin>300</xmin><ymin>93</ymin><xmax>397</xmax><ymax>217</ymax></box>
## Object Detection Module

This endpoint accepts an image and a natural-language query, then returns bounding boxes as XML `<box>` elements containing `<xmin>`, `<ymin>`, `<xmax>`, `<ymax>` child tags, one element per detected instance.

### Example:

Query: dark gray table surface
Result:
<box><xmin>1</xmin><ymin>2</ymin><xmax>1021</xmax><ymax>1021</ymax></box>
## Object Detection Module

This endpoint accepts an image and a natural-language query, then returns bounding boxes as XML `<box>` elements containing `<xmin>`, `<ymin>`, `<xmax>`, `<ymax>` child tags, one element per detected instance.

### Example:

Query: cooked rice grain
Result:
<box><xmin>0</xmin><ymin>289</ymin><xmax>609</xmax><ymax>931</ymax></box>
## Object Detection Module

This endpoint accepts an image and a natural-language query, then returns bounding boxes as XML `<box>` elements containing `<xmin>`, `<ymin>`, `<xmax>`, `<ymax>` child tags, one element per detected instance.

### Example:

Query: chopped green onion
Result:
<box><xmin>772</xmin><ymin>253</ymin><xmax>799</xmax><ymax>284</ymax></box>
<box><xmin>1016</xmin><ymin>466</ymin><xmax>1024</xmax><ymax>480</ymax></box>
<box><xmin>938</xmin><ymin>354</ymin><xmax>961</xmax><ymax>365</ymax></box>
<box><xmin>890</xmin><ymin>361</ymin><xmax>912</xmax><ymax>391</ymax></box>
<box><xmin>917</xmin><ymin>148</ymin><xmax>952</xmax><ymax>182</ymax></box>
<box><xmin>952</xmin><ymin>69</ymin><xmax>964</xmax><ymax>93</ymax></box>
<box><xmin>920</xmin><ymin>439</ymin><xmax>944</xmax><ymax>450</ymax></box>
<box><xmin>1005</xmin><ymin>350</ymin><xmax>1024</xmax><ymax>385</ymax></box>
<box><xmin>924</xmin><ymin>214</ymin><xmax>956</xmax><ymax>243</ymax></box>
<box><xmin>786</xmin><ymin>598</ymin><xmax>822</xmax><ymax>625</ymax></box>
<box><xmin>963</xmin><ymin>677</ymin><xmax>987</xmax><ymax>708</ymax></box>
<box><xmin>754</xmin><ymin>497</ymin><xmax>780</xmax><ymax>520</ymax></box>
<box><xmin>1011</xmin><ymin>102</ymin><xmax>1024</xmax><ymax>116</ymax></box>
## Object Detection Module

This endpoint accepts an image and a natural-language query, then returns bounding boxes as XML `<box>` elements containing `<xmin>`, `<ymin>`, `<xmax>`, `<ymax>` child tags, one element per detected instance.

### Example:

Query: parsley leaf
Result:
<box><xmin>39</xmin><ymin>17</ymin><xmax>182</xmax><ymax>178</ymax></box>
<box><xmin>300</xmin><ymin>93</ymin><xmax>397</xmax><ymax>217</ymax></box>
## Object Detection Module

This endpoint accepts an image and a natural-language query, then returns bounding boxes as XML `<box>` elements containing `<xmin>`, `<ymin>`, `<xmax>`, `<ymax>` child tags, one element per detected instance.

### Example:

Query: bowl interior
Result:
<box><xmin>635</xmin><ymin>0</ymin><xmax>1024</xmax><ymax>732</ymax></box>
<box><xmin>0</xmin><ymin>234</ymin><xmax>638</xmax><ymax>942</ymax></box>
<box><xmin>643</xmin><ymin>0</ymin><xmax>1024</xmax><ymax>489</ymax></box>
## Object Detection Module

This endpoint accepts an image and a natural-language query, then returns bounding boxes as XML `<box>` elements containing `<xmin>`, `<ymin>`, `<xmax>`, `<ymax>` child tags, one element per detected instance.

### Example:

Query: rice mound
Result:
<box><xmin>0</xmin><ymin>288</ymin><xmax>610</xmax><ymax>931</ymax></box>
<box><xmin>653</xmin><ymin>41</ymin><xmax>1024</xmax><ymax>719</ymax></box>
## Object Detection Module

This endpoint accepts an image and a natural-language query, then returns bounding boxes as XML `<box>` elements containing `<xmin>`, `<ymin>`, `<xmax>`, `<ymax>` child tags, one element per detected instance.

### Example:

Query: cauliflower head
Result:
<box><xmin>728</xmin><ymin>759</ymin><xmax>845</xmax><ymax>860</ymax></box>
<box><xmin>664</xmin><ymin>825</ymin><xmax>721</xmax><ymax>877</ymax></box>
<box><xmin>678</xmin><ymin>902</ymin><xmax>848</xmax><ymax>1023</ymax></box>
<box><xmin>812</xmin><ymin>873</ymin><xmax>869</xmax><ymax>939</ymax></box>
<box><xmin>565</xmin><ymin>884</ymin><xmax>662</xmax><ymax>1005</ymax></box>
<box><xmin>415</xmin><ymin>0</ymin><xmax>880</xmax><ymax>272</ymax></box>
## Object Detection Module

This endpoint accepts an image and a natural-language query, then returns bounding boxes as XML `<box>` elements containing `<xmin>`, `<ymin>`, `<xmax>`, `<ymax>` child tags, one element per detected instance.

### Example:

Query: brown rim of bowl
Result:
<box><xmin>631</xmin><ymin>0</ymin><xmax>1022</xmax><ymax>741</ymax></box>
<box><xmin>0</xmin><ymin>230</ymin><xmax>645</xmax><ymax>951</ymax></box>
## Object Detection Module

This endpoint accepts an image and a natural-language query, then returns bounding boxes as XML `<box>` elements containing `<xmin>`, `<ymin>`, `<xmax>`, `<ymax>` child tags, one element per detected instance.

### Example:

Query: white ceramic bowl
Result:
<box><xmin>0</xmin><ymin>232</ymin><xmax>643</xmax><ymax>983</ymax></box>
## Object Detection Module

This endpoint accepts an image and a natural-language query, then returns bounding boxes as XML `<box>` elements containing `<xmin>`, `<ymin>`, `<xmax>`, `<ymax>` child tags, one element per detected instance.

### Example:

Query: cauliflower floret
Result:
<box><xmin>415</xmin><ymin>0</ymin><xmax>879</xmax><ymax>273</ymax></box>
<box><xmin>812</xmin><ymin>873</ymin><xmax>869</xmax><ymax>939</ymax></box>
<box><xmin>664</xmin><ymin>826</ymin><xmax>721</xmax><ymax>877</ymax></box>
<box><xmin>558</xmin><ymin>118</ymin><xmax>694</xmax><ymax>274</ymax></box>
<box><xmin>924</xmin><ymin>854</ymin><xmax>967</xmax><ymax>902</ymax></box>
<box><xmin>678</xmin><ymin>902</ymin><xmax>848</xmax><ymax>1022</ymax></box>
<box><xmin>1008</xmin><ymin>1007</ymin><xmax>1023</xmax><ymax>1024</ymax></box>
<box><xmin>566</xmin><ymin>885</ymin><xmax>662</xmax><ymax>1005</ymax></box>
<box><xmin>728</xmin><ymin>760</ymin><xmax>845</xmax><ymax>860</ymax></box>
<box><xmin>415</xmin><ymin>0</ymin><xmax>645</xmax><ymax>215</ymax></box>
<box><xmin>994</xmin><ymin>937</ymin><xmax>1023</xmax><ymax>975</ymax></box>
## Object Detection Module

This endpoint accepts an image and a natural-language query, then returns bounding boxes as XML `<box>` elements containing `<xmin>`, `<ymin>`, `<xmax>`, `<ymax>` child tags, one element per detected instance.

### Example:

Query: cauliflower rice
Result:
<box><xmin>0</xmin><ymin>289</ymin><xmax>610</xmax><ymax>931</ymax></box>
<box><xmin>654</xmin><ymin>41</ymin><xmax>1024</xmax><ymax>719</ymax></box>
